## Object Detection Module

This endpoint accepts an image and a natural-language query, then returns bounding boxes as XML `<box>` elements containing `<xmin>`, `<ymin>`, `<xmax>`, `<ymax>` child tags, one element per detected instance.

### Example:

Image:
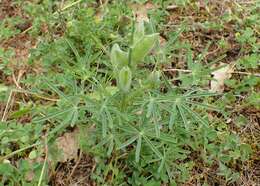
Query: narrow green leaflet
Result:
<box><xmin>65</xmin><ymin>38</ymin><xmax>81</xmax><ymax>62</ymax></box>
<box><xmin>69</xmin><ymin>107</ymin><xmax>79</xmax><ymax>127</ymax></box>
<box><xmin>158</xmin><ymin>152</ymin><xmax>166</xmax><ymax>173</ymax></box>
<box><xmin>117</xmin><ymin>135</ymin><xmax>138</xmax><ymax>150</ymax></box>
<box><xmin>117</xmin><ymin>123</ymin><xmax>139</xmax><ymax>134</ymax></box>
<box><xmin>185</xmin><ymin>100</ymin><xmax>222</xmax><ymax>112</ymax></box>
<box><xmin>48</xmin><ymin>106</ymin><xmax>79</xmax><ymax>138</ymax></box>
<box><xmin>169</xmin><ymin>104</ymin><xmax>177</xmax><ymax>129</ymax></box>
<box><xmin>177</xmin><ymin>105</ymin><xmax>188</xmax><ymax>128</ymax></box>
<box><xmin>184</xmin><ymin>92</ymin><xmax>220</xmax><ymax>99</ymax></box>
<box><xmin>101</xmin><ymin>111</ymin><xmax>108</xmax><ymax>138</ymax></box>
<box><xmin>33</xmin><ymin>108</ymin><xmax>74</xmax><ymax>123</ymax></box>
<box><xmin>146</xmin><ymin>98</ymin><xmax>155</xmax><ymax>118</ymax></box>
<box><xmin>107</xmin><ymin>138</ymin><xmax>114</xmax><ymax>156</ymax></box>
<box><xmin>135</xmin><ymin>135</ymin><xmax>142</xmax><ymax>162</ymax></box>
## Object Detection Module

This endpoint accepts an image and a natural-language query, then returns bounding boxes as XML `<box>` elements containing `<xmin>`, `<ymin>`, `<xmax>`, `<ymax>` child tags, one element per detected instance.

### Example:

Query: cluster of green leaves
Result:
<box><xmin>0</xmin><ymin>17</ymin><xmax>22</xmax><ymax>40</ymax></box>
<box><xmin>0</xmin><ymin>122</ymin><xmax>43</xmax><ymax>185</ymax></box>
<box><xmin>0</xmin><ymin>0</ymin><xmax>258</xmax><ymax>185</ymax></box>
<box><xmin>224</xmin><ymin>2</ymin><xmax>260</xmax><ymax>110</ymax></box>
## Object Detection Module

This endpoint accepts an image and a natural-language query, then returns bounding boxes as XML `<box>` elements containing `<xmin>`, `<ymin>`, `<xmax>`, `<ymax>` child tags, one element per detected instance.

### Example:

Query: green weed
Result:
<box><xmin>0</xmin><ymin>0</ymin><xmax>258</xmax><ymax>185</ymax></box>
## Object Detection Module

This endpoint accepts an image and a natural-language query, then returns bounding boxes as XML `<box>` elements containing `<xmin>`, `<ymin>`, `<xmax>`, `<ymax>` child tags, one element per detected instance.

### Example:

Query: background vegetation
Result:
<box><xmin>0</xmin><ymin>0</ymin><xmax>259</xmax><ymax>185</ymax></box>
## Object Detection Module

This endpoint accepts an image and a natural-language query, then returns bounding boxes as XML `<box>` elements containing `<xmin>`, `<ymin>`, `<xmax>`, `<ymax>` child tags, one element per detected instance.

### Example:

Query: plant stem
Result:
<box><xmin>120</xmin><ymin>92</ymin><xmax>128</xmax><ymax>112</ymax></box>
<box><xmin>37</xmin><ymin>138</ymin><xmax>48</xmax><ymax>186</ymax></box>
<box><xmin>128</xmin><ymin>17</ymin><xmax>136</xmax><ymax>67</ymax></box>
<box><xmin>0</xmin><ymin>142</ymin><xmax>41</xmax><ymax>161</ymax></box>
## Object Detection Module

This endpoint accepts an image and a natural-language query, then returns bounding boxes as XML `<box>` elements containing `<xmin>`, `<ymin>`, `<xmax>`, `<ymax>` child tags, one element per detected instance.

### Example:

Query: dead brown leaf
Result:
<box><xmin>56</xmin><ymin>129</ymin><xmax>79</xmax><ymax>163</ymax></box>
<box><xmin>25</xmin><ymin>171</ymin><xmax>35</xmax><ymax>182</ymax></box>
<box><xmin>210</xmin><ymin>63</ymin><xmax>234</xmax><ymax>93</ymax></box>
<box><xmin>130</xmin><ymin>1</ymin><xmax>156</xmax><ymax>22</ymax></box>
<box><xmin>24</xmin><ymin>156</ymin><xmax>45</xmax><ymax>181</ymax></box>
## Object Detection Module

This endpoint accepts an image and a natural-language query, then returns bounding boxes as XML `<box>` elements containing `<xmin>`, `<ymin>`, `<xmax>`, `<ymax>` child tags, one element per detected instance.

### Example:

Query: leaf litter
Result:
<box><xmin>210</xmin><ymin>63</ymin><xmax>234</xmax><ymax>93</ymax></box>
<box><xmin>56</xmin><ymin>128</ymin><xmax>79</xmax><ymax>163</ymax></box>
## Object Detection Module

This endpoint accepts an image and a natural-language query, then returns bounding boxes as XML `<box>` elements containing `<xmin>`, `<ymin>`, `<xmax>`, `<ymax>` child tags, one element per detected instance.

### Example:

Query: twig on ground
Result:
<box><xmin>12</xmin><ymin>72</ymin><xmax>22</xmax><ymax>89</ymax></box>
<box><xmin>66</xmin><ymin>150</ymin><xmax>83</xmax><ymax>184</ymax></box>
<box><xmin>163</xmin><ymin>68</ymin><xmax>260</xmax><ymax>77</ymax></box>
<box><xmin>1</xmin><ymin>90</ymin><xmax>13</xmax><ymax>122</ymax></box>
<box><xmin>13</xmin><ymin>89</ymin><xmax>59</xmax><ymax>102</ymax></box>
<box><xmin>1</xmin><ymin>71</ymin><xmax>27</xmax><ymax>121</ymax></box>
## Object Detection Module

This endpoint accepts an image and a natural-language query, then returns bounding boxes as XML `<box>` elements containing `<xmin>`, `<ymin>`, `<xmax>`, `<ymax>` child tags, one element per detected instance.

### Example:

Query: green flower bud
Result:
<box><xmin>111</xmin><ymin>44</ymin><xmax>128</xmax><ymax>69</ymax></box>
<box><xmin>118</xmin><ymin>67</ymin><xmax>132</xmax><ymax>92</ymax></box>
<box><xmin>149</xmin><ymin>70</ymin><xmax>160</xmax><ymax>83</ymax></box>
<box><xmin>133</xmin><ymin>21</ymin><xmax>145</xmax><ymax>43</ymax></box>
<box><xmin>148</xmin><ymin>70</ymin><xmax>161</xmax><ymax>87</ymax></box>
<box><xmin>132</xmin><ymin>33</ymin><xmax>159</xmax><ymax>64</ymax></box>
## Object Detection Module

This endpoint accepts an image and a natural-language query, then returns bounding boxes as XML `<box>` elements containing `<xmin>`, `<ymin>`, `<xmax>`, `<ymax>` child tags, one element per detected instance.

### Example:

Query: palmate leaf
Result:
<box><xmin>143</xmin><ymin>135</ymin><xmax>163</xmax><ymax>160</ymax></box>
<box><xmin>115</xmin><ymin>121</ymin><xmax>157</xmax><ymax>163</ymax></box>
<box><xmin>158</xmin><ymin>148</ymin><xmax>167</xmax><ymax>173</ymax></box>
<box><xmin>38</xmin><ymin>106</ymin><xmax>79</xmax><ymax>140</ymax></box>
<box><xmin>181</xmin><ymin>104</ymin><xmax>208</xmax><ymax>127</ymax></box>
<box><xmin>43</xmin><ymin>77</ymin><xmax>70</xmax><ymax>102</ymax></box>
<box><xmin>150</xmin><ymin>133</ymin><xmax>177</xmax><ymax>144</ymax></box>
